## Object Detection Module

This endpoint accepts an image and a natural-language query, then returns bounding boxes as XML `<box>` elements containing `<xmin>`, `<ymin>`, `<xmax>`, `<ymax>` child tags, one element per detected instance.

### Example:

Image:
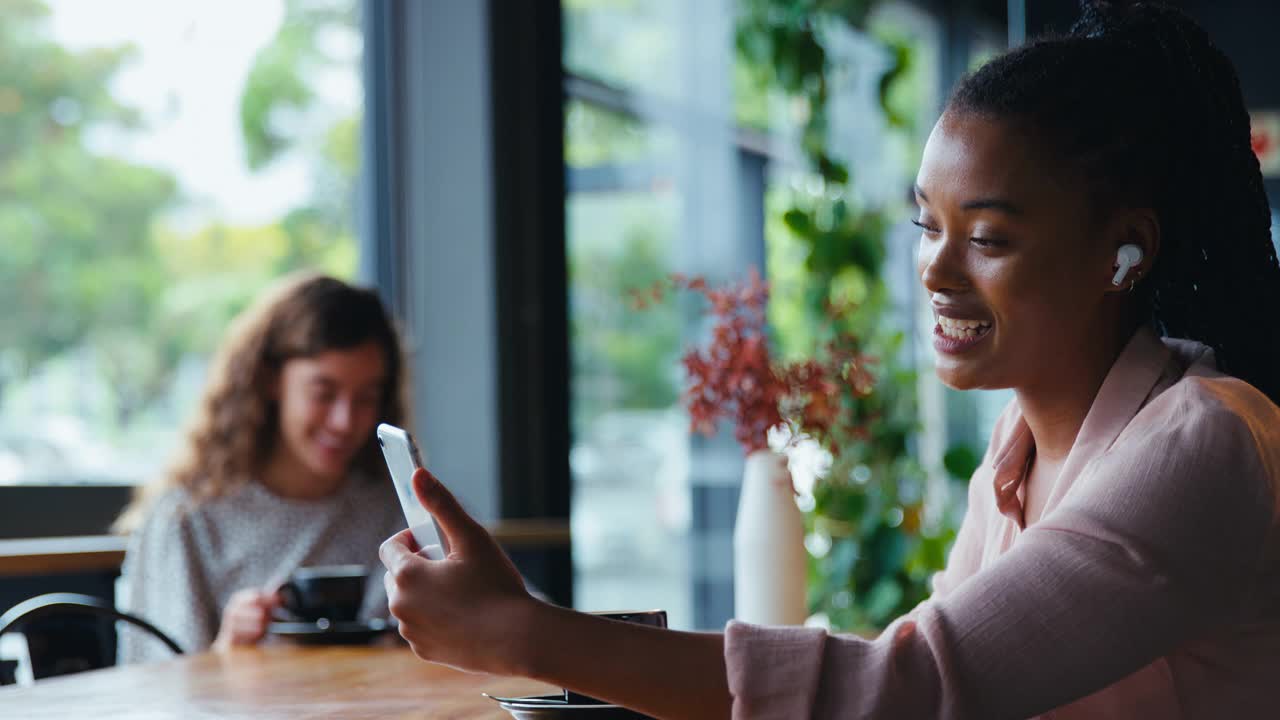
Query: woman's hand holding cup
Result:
<box><xmin>213</xmin><ymin>587</ymin><xmax>282</xmax><ymax>651</ymax></box>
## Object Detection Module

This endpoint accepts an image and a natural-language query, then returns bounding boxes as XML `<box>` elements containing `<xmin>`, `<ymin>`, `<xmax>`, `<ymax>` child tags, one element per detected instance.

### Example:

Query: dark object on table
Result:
<box><xmin>277</xmin><ymin>565</ymin><xmax>369</xmax><ymax>623</ymax></box>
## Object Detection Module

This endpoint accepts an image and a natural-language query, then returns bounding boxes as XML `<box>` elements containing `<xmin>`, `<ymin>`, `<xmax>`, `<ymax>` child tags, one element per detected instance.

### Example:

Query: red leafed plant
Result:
<box><xmin>632</xmin><ymin>269</ymin><xmax>877</xmax><ymax>454</ymax></box>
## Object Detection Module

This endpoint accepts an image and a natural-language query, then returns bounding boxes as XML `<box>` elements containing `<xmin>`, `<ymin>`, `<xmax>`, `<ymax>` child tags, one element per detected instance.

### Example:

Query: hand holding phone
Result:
<box><xmin>376</xmin><ymin>423</ymin><xmax>449</xmax><ymax>560</ymax></box>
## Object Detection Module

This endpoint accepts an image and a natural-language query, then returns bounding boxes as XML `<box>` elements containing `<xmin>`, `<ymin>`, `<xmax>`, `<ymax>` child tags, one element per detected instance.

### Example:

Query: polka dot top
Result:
<box><xmin>117</xmin><ymin>474</ymin><xmax>406</xmax><ymax>663</ymax></box>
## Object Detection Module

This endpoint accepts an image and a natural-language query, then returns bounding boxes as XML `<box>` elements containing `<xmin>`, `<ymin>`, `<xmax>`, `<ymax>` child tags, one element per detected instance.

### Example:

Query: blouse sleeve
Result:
<box><xmin>117</xmin><ymin>492</ymin><xmax>219</xmax><ymax>663</ymax></box>
<box><xmin>724</xmin><ymin>382</ymin><xmax>1276</xmax><ymax>719</ymax></box>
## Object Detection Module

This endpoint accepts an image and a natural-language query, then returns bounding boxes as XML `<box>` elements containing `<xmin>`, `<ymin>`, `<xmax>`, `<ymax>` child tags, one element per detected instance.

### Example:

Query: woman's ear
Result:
<box><xmin>1105</xmin><ymin>208</ymin><xmax>1161</xmax><ymax>292</ymax></box>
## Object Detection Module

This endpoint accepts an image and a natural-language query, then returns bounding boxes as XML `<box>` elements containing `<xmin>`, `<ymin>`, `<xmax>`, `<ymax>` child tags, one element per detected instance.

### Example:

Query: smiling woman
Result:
<box><xmin>367</xmin><ymin>3</ymin><xmax>1280</xmax><ymax>719</ymax></box>
<box><xmin>910</xmin><ymin>105</ymin><xmax>1146</xmax><ymax>397</ymax></box>
<box><xmin>113</xmin><ymin>273</ymin><xmax>412</xmax><ymax>663</ymax></box>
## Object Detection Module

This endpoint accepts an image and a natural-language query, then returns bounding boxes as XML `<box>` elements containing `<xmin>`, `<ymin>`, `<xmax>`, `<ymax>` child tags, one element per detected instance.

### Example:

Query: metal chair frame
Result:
<box><xmin>0</xmin><ymin>592</ymin><xmax>182</xmax><ymax>685</ymax></box>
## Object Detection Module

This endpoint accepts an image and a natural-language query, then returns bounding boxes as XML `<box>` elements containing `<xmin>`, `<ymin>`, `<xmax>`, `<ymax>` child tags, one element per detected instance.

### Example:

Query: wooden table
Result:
<box><xmin>0</xmin><ymin>645</ymin><xmax>559</xmax><ymax>719</ymax></box>
<box><xmin>0</xmin><ymin>521</ymin><xmax>571</xmax><ymax>579</ymax></box>
<box><xmin>0</xmin><ymin>535</ymin><xmax>129</xmax><ymax>578</ymax></box>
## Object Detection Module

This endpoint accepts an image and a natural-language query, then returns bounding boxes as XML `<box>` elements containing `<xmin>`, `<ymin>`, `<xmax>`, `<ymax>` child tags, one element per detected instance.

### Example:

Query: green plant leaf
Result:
<box><xmin>783</xmin><ymin>208</ymin><xmax>815</xmax><ymax>237</ymax></box>
<box><xmin>943</xmin><ymin>444</ymin><xmax>982</xmax><ymax>481</ymax></box>
<box><xmin>816</xmin><ymin>153</ymin><xmax>850</xmax><ymax>184</ymax></box>
<box><xmin>863</xmin><ymin>577</ymin><xmax>904</xmax><ymax>622</ymax></box>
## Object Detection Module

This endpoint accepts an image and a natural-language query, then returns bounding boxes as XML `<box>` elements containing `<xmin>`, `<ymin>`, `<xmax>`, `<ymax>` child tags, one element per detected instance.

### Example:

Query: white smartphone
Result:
<box><xmin>376</xmin><ymin>423</ymin><xmax>449</xmax><ymax>560</ymax></box>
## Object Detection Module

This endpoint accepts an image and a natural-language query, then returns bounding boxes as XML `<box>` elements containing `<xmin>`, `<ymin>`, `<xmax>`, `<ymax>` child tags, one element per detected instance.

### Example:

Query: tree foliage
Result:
<box><xmin>0</xmin><ymin>0</ymin><xmax>176</xmax><ymax>420</ymax></box>
<box><xmin>1</xmin><ymin>0</ymin><xmax>359</xmax><ymax>434</ymax></box>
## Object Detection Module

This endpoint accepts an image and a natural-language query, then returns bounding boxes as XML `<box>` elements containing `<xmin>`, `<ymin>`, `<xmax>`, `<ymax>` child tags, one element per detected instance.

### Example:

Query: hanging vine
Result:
<box><xmin>735</xmin><ymin>0</ymin><xmax>967</xmax><ymax>631</ymax></box>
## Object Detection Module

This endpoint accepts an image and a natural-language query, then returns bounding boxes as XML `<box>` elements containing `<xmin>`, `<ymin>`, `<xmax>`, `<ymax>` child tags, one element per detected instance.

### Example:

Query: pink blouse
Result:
<box><xmin>725</xmin><ymin>327</ymin><xmax>1280</xmax><ymax>719</ymax></box>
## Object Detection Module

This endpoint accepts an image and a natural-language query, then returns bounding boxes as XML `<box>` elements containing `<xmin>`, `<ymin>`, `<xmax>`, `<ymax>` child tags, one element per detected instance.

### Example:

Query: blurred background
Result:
<box><xmin>2</xmin><ymin>0</ymin><xmax>1278</xmax><ymax>634</ymax></box>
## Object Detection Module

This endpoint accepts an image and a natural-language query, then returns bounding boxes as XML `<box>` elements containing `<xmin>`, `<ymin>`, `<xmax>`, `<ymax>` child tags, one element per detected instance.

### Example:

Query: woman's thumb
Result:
<box><xmin>411</xmin><ymin>467</ymin><xmax>484</xmax><ymax>552</ymax></box>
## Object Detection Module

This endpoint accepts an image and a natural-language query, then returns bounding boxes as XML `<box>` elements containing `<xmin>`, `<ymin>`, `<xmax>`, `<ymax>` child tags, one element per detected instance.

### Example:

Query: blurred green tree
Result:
<box><xmin>239</xmin><ymin>0</ymin><xmax>360</xmax><ymax>278</ymax></box>
<box><xmin>0</xmin><ymin>0</ymin><xmax>177</xmax><ymax>424</ymax></box>
<box><xmin>0</xmin><ymin>0</ymin><xmax>361</xmax><ymax>436</ymax></box>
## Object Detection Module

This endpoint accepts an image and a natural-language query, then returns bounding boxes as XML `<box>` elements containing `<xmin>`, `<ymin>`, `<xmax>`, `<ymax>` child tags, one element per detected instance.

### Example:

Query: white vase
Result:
<box><xmin>733</xmin><ymin>449</ymin><xmax>807</xmax><ymax>626</ymax></box>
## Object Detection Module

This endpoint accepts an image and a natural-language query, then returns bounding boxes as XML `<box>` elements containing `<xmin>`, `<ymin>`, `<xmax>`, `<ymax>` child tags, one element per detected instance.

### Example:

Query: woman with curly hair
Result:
<box><xmin>115</xmin><ymin>272</ymin><xmax>411</xmax><ymax>662</ymax></box>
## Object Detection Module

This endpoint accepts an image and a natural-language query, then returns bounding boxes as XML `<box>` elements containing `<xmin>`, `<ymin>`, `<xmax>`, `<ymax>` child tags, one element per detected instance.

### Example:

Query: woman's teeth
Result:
<box><xmin>937</xmin><ymin>316</ymin><xmax>992</xmax><ymax>339</ymax></box>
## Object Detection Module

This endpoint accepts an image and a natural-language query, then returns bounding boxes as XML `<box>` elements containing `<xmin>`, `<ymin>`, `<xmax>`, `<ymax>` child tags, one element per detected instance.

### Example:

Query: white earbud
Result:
<box><xmin>1111</xmin><ymin>244</ymin><xmax>1144</xmax><ymax>286</ymax></box>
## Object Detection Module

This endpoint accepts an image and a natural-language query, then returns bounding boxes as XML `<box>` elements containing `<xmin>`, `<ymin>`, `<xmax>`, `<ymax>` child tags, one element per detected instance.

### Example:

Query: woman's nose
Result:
<box><xmin>327</xmin><ymin>399</ymin><xmax>354</xmax><ymax>431</ymax></box>
<box><xmin>918</xmin><ymin>235</ymin><xmax>969</xmax><ymax>295</ymax></box>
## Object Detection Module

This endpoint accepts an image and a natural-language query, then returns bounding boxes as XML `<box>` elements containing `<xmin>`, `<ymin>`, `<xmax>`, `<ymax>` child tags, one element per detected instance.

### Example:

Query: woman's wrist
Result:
<box><xmin>500</xmin><ymin>595</ymin><xmax>558</xmax><ymax>678</ymax></box>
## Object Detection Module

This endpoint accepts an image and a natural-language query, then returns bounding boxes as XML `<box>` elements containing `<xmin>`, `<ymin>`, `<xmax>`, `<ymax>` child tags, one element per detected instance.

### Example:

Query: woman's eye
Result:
<box><xmin>910</xmin><ymin>219</ymin><xmax>940</xmax><ymax>234</ymax></box>
<box><xmin>970</xmin><ymin>236</ymin><xmax>1005</xmax><ymax>248</ymax></box>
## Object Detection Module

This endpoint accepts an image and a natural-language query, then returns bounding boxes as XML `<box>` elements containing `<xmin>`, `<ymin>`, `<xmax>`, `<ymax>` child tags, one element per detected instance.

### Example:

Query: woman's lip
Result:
<box><xmin>932</xmin><ymin>306</ymin><xmax>992</xmax><ymax>322</ymax></box>
<box><xmin>932</xmin><ymin>323</ymin><xmax>993</xmax><ymax>354</ymax></box>
<box><xmin>315</xmin><ymin>438</ymin><xmax>353</xmax><ymax>456</ymax></box>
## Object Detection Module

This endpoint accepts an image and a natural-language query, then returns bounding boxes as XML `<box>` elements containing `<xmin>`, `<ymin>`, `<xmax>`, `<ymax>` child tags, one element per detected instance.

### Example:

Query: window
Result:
<box><xmin>564</xmin><ymin>0</ymin><xmax>960</xmax><ymax>630</ymax></box>
<box><xmin>0</xmin><ymin>0</ymin><xmax>363</xmax><ymax>486</ymax></box>
<box><xmin>564</xmin><ymin>0</ymin><xmax>752</xmax><ymax>630</ymax></box>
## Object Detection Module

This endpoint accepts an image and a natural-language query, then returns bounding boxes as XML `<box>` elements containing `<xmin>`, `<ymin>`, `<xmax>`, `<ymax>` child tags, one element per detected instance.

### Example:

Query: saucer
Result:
<box><xmin>267</xmin><ymin>617</ymin><xmax>393</xmax><ymax>645</ymax></box>
<box><xmin>484</xmin><ymin>693</ymin><xmax>651</xmax><ymax>719</ymax></box>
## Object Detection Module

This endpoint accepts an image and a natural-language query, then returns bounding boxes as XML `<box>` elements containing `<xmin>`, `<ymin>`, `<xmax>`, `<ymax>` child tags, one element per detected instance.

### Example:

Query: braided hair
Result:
<box><xmin>948</xmin><ymin>0</ymin><xmax>1280</xmax><ymax>404</ymax></box>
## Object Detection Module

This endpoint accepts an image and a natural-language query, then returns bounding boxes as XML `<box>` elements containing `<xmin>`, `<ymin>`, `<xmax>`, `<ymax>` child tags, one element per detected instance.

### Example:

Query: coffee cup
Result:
<box><xmin>277</xmin><ymin>565</ymin><xmax>369</xmax><ymax>624</ymax></box>
<box><xmin>564</xmin><ymin>609</ymin><xmax>667</xmax><ymax>705</ymax></box>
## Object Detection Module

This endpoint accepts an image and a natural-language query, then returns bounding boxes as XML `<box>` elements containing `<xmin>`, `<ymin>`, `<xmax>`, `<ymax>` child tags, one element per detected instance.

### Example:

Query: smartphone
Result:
<box><xmin>376</xmin><ymin>423</ymin><xmax>449</xmax><ymax>560</ymax></box>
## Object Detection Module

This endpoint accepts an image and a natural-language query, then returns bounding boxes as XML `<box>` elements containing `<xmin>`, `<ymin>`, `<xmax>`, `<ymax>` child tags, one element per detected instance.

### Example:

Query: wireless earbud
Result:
<box><xmin>1111</xmin><ymin>244</ymin><xmax>1144</xmax><ymax>286</ymax></box>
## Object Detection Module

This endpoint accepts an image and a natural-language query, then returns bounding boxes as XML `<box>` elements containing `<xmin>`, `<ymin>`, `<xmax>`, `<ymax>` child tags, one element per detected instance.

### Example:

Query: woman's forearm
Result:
<box><xmin>378</xmin><ymin>480</ymin><xmax>734</xmax><ymax>718</ymax></box>
<box><xmin>513</xmin><ymin>601</ymin><xmax>732</xmax><ymax>720</ymax></box>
